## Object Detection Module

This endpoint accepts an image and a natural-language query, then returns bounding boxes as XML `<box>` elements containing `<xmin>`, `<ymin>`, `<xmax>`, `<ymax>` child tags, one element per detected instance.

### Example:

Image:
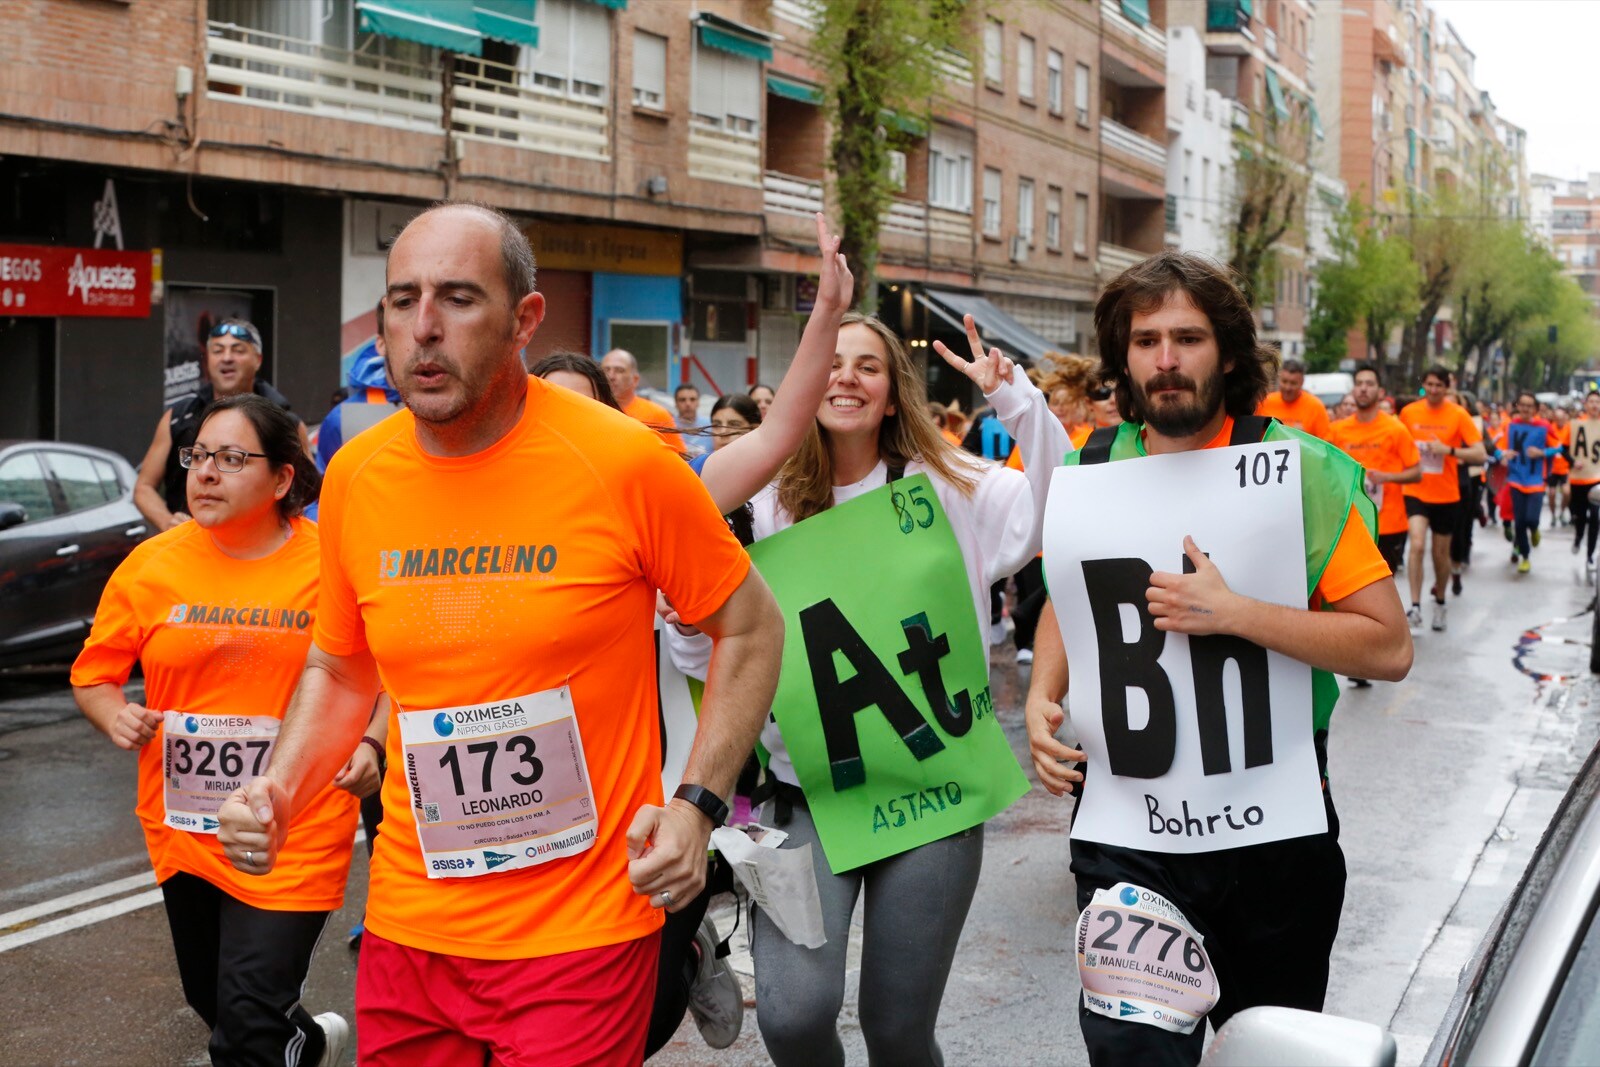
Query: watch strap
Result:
<box><xmin>672</xmin><ymin>783</ymin><xmax>729</xmax><ymax>827</ymax></box>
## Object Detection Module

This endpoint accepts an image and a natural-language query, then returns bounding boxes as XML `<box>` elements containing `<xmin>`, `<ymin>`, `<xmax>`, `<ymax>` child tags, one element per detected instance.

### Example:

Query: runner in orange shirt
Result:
<box><xmin>1328</xmin><ymin>362</ymin><xmax>1421</xmax><ymax>573</ymax></box>
<box><xmin>72</xmin><ymin>394</ymin><xmax>356</xmax><ymax>1066</ymax></box>
<box><xmin>602</xmin><ymin>347</ymin><xmax>689</xmax><ymax>454</ymax></box>
<box><xmin>216</xmin><ymin>203</ymin><xmax>784</xmax><ymax>1066</ymax></box>
<box><xmin>1257</xmin><ymin>358</ymin><xmax>1332</xmax><ymax>439</ymax></box>
<box><xmin>1548</xmin><ymin>405</ymin><xmax>1572</xmax><ymax>527</ymax></box>
<box><xmin>1398</xmin><ymin>366</ymin><xmax>1486</xmax><ymax>634</ymax></box>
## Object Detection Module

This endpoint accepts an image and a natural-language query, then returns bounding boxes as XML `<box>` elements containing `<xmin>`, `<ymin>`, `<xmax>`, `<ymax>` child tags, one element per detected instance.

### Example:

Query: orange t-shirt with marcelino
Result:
<box><xmin>622</xmin><ymin>394</ymin><xmax>688</xmax><ymax>454</ymax></box>
<box><xmin>70</xmin><ymin>517</ymin><xmax>358</xmax><ymax>911</ymax></box>
<box><xmin>1550</xmin><ymin>423</ymin><xmax>1571</xmax><ymax>476</ymax></box>
<box><xmin>315</xmin><ymin>376</ymin><xmax>750</xmax><ymax>961</ymax></box>
<box><xmin>1398</xmin><ymin>399</ymin><xmax>1482</xmax><ymax>504</ymax></box>
<box><xmin>1328</xmin><ymin>412</ymin><xmax>1422</xmax><ymax>536</ymax></box>
<box><xmin>1258</xmin><ymin>391</ymin><xmax>1332</xmax><ymax>440</ymax></box>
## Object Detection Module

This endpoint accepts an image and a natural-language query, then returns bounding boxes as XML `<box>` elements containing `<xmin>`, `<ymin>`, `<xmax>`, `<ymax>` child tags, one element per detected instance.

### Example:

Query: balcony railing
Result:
<box><xmin>928</xmin><ymin>206</ymin><xmax>971</xmax><ymax>242</ymax></box>
<box><xmin>1100</xmin><ymin>0</ymin><xmax>1167</xmax><ymax>56</ymax></box>
<box><xmin>932</xmin><ymin>48</ymin><xmax>974</xmax><ymax>89</ymax></box>
<box><xmin>1165</xmin><ymin>194</ymin><xmax>1179</xmax><ymax>233</ymax></box>
<box><xmin>764</xmin><ymin>171</ymin><xmax>823</xmax><ymax>217</ymax></box>
<box><xmin>1231</xmin><ymin>101</ymin><xmax>1251</xmax><ymax>130</ymax></box>
<box><xmin>1101</xmin><ymin>117</ymin><xmax>1167</xmax><ymax>169</ymax></box>
<box><xmin>1205</xmin><ymin>0</ymin><xmax>1254</xmax><ymax>36</ymax></box>
<box><xmin>690</xmin><ymin>120</ymin><xmax>763</xmax><ymax>187</ymax></box>
<box><xmin>452</xmin><ymin>56</ymin><xmax>608</xmax><ymax>162</ymax></box>
<box><xmin>770</xmin><ymin>0</ymin><xmax>819</xmax><ymax>31</ymax></box>
<box><xmin>1264</xmin><ymin>26</ymin><xmax>1278</xmax><ymax>59</ymax></box>
<box><xmin>1098</xmin><ymin>242</ymin><xmax>1145</xmax><ymax>275</ymax></box>
<box><xmin>205</xmin><ymin>21</ymin><xmax>441</xmax><ymax>131</ymax></box>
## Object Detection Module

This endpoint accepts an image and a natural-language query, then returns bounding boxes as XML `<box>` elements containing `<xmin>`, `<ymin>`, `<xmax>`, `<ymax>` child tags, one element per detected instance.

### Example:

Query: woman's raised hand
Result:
<box><xmin>813</xmin><ymin>212</ymin><xmax>853</xmax><ymax>314</ymax></box>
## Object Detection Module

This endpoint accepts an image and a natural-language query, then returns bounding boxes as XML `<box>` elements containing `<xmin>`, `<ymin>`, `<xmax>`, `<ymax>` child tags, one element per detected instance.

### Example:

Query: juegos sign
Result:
<box><xmin>0</xmin><ymin>243</ymin><xmax>153</xmax><ymax>318</ymax></box>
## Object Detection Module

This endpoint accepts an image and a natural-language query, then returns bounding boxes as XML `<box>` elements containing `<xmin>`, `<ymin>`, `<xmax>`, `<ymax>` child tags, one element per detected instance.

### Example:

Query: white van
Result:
<box><xmin>1302</xmin><ymin>372</ymin><xmax>1354</xmax><ymax>409</ymax></box>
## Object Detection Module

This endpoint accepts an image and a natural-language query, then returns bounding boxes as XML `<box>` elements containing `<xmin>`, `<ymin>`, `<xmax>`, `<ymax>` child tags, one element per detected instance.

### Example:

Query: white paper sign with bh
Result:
<box><xmin>1041</xmin><ymin>440</ymin><xmax>1327</xmax><ymax>854</ymax></box>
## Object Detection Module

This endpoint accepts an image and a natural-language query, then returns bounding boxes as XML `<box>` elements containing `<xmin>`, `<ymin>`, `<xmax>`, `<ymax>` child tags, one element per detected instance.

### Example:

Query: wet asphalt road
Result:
<box><xmin>3</xmin><ymin>523</ymin><xmax>1599</xmax><ymax>1067</ymax></box>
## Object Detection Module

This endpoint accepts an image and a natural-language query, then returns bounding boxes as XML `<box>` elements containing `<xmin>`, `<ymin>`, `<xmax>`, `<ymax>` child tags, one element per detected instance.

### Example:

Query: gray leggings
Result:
<box><xmin>751</xmin><ymin>804</ymin><xmax>984</xmax><ymax>1067</ymax></box>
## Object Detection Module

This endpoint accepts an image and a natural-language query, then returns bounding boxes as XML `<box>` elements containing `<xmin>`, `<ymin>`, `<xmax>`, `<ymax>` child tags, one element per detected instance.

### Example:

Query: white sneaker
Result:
<box><xmin>1406</xmin><ymin>605</ymin><xmax>1424</xmax><ymax>633</ymax></box>
<box><xmin>1015</xmin><ymin>647</ymin><xmax>1034</xmax><ymax>665</ymax></box>
<box><xmin>988</xmin><ymin>621</ymin><xmax>1006</xmax><ymax>646</ymax></box>
<box><xmin>313</xmin><ymin>1012</ymin><xmax>349</xmax><ymax>1067</ymax></box>
<box><xmin>687</xmin><ymin>917</ymin><xmax>742</xmax><ymax>1049</ymax></box>
<box><xmin>1431</xmin><ymin>601</ymin><xmax>1447</xmax><ymax>632</ymax></box>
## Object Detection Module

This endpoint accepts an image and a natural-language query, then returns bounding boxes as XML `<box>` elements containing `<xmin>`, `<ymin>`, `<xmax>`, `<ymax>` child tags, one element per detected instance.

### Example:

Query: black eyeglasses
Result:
<box><xmin>178</xmin><ymin>446</ymin><xmax>268</xmax><ymax>474</ymax></box>
<box><xmin>1089</xmin><ymin>386</ymin><xmax>1114</xmax><ymax>401</ymax></box>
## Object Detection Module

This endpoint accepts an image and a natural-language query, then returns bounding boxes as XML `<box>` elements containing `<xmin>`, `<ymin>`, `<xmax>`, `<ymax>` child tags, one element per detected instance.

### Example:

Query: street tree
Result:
<box><xmin>1228</xmin><ymin>107</ymin><xmax>1315</xmax><ymax>308</ymax></box>
<box><xmin>1305</xmin><ymin>196</ymin><xmax>1418</xmax><ymax>375</ymax></box>
<box><xmin>812</xmin><ymin>0</ymin><xmax>969</xmax><ymax>311</ymax></box>
<box><xmin>1509</xmin><ymin>276</ymin><xmax>1599</xmax><ymax>391</ymax></box>
<box><xmin>1454</xmin><ymin>221</ymin><xmax>1562</xmax><ymax>386</ymax></box>
<box><xmin>1397</xmin><ymin>187</ymin><xmax>1472</xmax><ymax>386</ymax></box>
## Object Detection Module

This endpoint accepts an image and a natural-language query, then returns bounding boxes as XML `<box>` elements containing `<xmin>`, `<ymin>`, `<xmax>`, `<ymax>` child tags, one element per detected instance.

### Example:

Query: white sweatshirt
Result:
<box><xmin>669</xmin><ymin>373</ymin><xmax>1069</xmax><ymax>787</ymax></box>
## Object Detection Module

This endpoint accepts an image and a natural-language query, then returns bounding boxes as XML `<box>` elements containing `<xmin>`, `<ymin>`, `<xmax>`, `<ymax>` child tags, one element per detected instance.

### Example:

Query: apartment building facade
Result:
<box><xmin>2</xmin><ymin>0</ymin><xmax>1173</xmax><ymax>457</ymax></box>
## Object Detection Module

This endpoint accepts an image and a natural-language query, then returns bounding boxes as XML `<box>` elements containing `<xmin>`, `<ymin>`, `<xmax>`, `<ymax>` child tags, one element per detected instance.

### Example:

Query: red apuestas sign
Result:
<box><xmin>0</xmin><ymin>243</ymin><xmax>152</xmax><ymax>318</ymax></box>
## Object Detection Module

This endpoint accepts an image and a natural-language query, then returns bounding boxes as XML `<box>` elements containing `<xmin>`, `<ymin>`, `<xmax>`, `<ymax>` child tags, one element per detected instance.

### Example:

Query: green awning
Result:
<box><xmin>581</xmin><ymin>0</ymin><xmax>627</xmax><ymax>7</ymax></box>
<box><xmin>767</xmin><ymin>73</ymin><xmax>821</xmax><ymax>104</ymax></box>
<box><xmin>1264</xmin><ymin>65</ymin><xmax>1289</xmax><ymax>121</ymax></box>
<box><xmin>357</xmin><ymin>0</ymin><xmax>483</xmax><ymax>53</ymax></box>
<box><xmin>697</xmin><ymin>12</ymin><xmax>776</xmax><ymax>63</ymax></box>
<box><xmin>473</xmin><ymin>0</ymin><xmax>537</xmax><ymax>47</ymax></box>
<box><xmin>1237</xmin><ymin>0</ymin><xmax>1253</xmax><ymax>16</ymax></box>
<box><xmin>883</xmin><ymin>109</ymin><xmax>926</xmax><ymax>136</ymax></box>
<box><xmin>1308</xmin><ymin>97</ymin><xmax>1325</xmax><ymax>140</ymax></box>
<box><xmin>1407</xmin><ymin>128</ymin><xmax>1417</xmax><ymax>169</ymax></box>
<box><xmin>1120</xmin><ymin>0</ymin><xmax>1151</xmax><ymax>27</ymax></box>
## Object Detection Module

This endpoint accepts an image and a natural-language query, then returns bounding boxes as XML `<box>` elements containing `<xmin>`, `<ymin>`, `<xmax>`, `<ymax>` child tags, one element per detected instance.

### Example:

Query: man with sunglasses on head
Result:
<box><xmin>135</xmin><ymin>319</ymin><xmax>311</xmax><ymax>531</ymax></box>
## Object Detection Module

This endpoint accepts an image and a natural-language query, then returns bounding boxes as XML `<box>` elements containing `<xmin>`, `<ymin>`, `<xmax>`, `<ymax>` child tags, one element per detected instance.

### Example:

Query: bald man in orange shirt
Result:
<box><xmin>1258</xmin><ymin>358</ymin><xmax>1331</xmax><ymax>440</ymax></box>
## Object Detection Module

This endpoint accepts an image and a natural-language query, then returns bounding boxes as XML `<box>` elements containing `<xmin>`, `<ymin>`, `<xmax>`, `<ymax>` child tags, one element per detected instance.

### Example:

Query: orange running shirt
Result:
<box><xmin>315</xmin><ymin>375</ymin><xmax>751</xmax><ymax>960</ymax></box>
<box><xmin>1398</xmin><ymin>399</ymin><xmax>1482</xmax><ymax>504</ymax></box>
<box><xmin>70</xmin><ymin>518</ymin><xmax>358</xmax><ymax>911</ymax></box>
<box><xmin>622</xmin><ymin>394</ymin><xmax>688</xmax><ymax>454</ymax></box>
<box><xmin>1551</xmin><ymin>423</ymin><xmax>1572</xmax><ymax>476</ymax></box>
<box><xmin>1328</xmin><ymin>413</ymin><xmax>1422</xmax><ymax>536</ymax></box>
<box><xmin>1070</xmin><ymin>425</ymin><xmax>1094</xmax><ymax>451</ymax></box>
<box><xmin>1258</xmin><ymin>391</ymin><xmax>1332</xmax><ymax>440</ymax></box>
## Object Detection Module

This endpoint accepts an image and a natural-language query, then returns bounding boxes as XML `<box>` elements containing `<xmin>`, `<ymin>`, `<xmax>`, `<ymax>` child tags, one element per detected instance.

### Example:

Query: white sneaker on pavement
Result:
<box><xmin>313</xmin><ymin>1012</ymin><xmax>349</xmax><ymax>1067</ymax></box>
<box><xmin>1406</xmin><ymin>605</ymin><xmax>1424</xmax><ymax>633</ymax></box>
<box><xmin>1431</xmin><ymin>600</ymin><xmax>1447</xmax><ymax>632</ymax></box>
<box><xmin>1015</xmin><ymin>647</ymin><xmax>1034</xmax><ymax>665</ymax></box>
<box><xmin>687</xmin><ymin>917</ymin><xmax>742</xmax><ymax>1049</ymax></box>
<box><xmin>988</xmin><ymin>621</ymin><xmax>1006</xmax><ymax>646</ymax></box>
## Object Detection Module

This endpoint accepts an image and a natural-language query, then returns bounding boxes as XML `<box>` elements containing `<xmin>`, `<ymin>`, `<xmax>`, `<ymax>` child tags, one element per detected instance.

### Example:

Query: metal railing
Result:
<box><xmin>205</xmin><ymin>21</ymin><xmax>441</xmax><ymax>131</ymax></box>
<box><xmin>932</xmin><ymin>48</ymin><xmax>974</xmax><ymax>88</ymax></box>
<box><xmin>452</xmin><ymin>55</ymin><xmax>608</xmax><ymax>162</ymax></box>
<box><xmin>763</xmin><ymin>171</ymin><xmax>823</xmax><ymax>217</ymax></box>
<box><xmin>1098</xmin><ymin>242</ymin><xmax>1145</xmax><ymax>275</ymax></box>
<box><xmin>1100</xmin><ymin>0</ymin><xmax>1167</xmax><ymax>55</ymax></box>
<box><xmin>1101</xmin><ymin>117</ymin><xmax>1167</xmax><ymax>169</ymax></box>
<box><xmin>770</xmin><ymin>0</ymin><xmax>819</xmax><ymax>31</ymax></box>
<box><xmin>690</xmin><ymin>120</ymin><xmax>763</xmax><ymax>187</ymax></box>
<box><xmin>1165</xmin><ymin>194</ymin><xmax>1179</xmax><ymax>233</ymax></box>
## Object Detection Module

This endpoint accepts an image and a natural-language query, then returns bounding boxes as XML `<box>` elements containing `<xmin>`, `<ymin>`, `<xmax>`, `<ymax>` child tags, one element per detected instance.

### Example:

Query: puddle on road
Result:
<box><xmin>1511</xmin><ymin>606</ymin><xmax>1594</xmax><ymax>689</ymax></box>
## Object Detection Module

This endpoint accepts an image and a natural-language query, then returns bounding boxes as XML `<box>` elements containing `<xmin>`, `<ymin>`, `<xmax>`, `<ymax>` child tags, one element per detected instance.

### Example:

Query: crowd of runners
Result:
<box><xmin>76</xmin><ymin>200</ymin><xmax>1600</xmax><ymax>1066</ymax></box>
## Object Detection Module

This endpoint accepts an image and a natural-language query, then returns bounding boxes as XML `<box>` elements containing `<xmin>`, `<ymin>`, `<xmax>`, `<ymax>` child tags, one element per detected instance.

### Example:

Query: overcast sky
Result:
<box><xmin>1428</xmin><ymin>0</ymin><xmax>1600</xmax><ymax>180</ymax></box>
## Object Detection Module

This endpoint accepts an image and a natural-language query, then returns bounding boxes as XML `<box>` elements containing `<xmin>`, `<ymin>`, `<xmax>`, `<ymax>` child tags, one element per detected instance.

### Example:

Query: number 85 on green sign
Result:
<box><xmin>892</xmin><ymin>484</ymin><xmax>936</xmax><ymax>535</ymax></box>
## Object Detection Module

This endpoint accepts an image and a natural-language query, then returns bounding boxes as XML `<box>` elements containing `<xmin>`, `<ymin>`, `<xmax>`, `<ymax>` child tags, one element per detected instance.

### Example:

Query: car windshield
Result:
<box><xmin>1530</xmin><ymin>902</ymin><xmax>1600</xmax><ymax>1064</ymax></box>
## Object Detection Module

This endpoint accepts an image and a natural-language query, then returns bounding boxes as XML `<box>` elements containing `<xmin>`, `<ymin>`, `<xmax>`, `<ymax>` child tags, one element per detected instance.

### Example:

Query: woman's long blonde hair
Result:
<box><xmin>777</xmin><ymin>312</ymin><xmax>979</xmax><ymax>522</ymax></box>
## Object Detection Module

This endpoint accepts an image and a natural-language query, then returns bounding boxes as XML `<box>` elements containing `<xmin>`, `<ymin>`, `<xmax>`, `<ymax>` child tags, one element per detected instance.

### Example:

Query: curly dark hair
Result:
<box><xmin>1093</xmin><ymin>251</ymin><xmax>1275</xmax><ymax>423</ymax></box>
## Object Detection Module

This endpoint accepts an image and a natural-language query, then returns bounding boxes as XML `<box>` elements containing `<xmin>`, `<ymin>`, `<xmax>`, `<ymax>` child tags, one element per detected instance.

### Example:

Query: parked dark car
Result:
<box><xmin>0</xmin><ymin>440</ymin><xmax>148</xmax><ymax>668</ymax></box>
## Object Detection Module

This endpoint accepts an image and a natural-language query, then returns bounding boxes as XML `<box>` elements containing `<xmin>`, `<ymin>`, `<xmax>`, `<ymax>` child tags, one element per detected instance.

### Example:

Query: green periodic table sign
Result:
<box><xmin>749</xmin><ymin>474</ymin><xmax>1029</xmax><ymax>872</ymax></box>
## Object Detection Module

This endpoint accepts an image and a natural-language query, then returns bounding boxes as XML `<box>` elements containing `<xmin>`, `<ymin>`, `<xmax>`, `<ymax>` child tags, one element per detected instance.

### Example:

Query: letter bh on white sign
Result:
<box><xmin>1041</xmin><ymin>442</ymin><xmax>1327</xmax><ymax>854</ymax></box>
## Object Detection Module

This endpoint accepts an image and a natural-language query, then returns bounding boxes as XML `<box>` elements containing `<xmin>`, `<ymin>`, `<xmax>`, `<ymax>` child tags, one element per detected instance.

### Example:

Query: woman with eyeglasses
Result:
<box><xmin>72</xmin><ymin>394</ymin><xmax>357</xmax><ymax>1066</ymax></box>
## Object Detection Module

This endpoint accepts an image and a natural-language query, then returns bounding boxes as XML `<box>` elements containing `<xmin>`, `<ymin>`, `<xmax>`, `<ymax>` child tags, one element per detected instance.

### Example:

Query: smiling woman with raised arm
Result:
<box><xmin>70</xmin><ymin>394</ymin><xmax>357</xmax><ymax>1066</ymax></box>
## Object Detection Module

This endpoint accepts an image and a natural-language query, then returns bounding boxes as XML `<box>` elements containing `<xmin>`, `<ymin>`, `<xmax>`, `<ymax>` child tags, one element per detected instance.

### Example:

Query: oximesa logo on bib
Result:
<box><xmin>1120</xmin><ymin>886</ymin><xmax>1140</xmax><ymax>906</ymax></box>
<box><xmin>185</xmin><ymin>716</ymin><xmax>200</xmax><ymax>734</ymax></box>
<box><xmin>433</xmin><ymin>713</ymin><xmax>455</xmax><ymax>737</ymax></box>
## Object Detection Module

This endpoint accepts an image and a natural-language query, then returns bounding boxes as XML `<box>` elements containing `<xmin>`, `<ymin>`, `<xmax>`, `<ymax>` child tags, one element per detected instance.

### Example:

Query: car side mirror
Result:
<box><xmin>1201</xmin><ymin>1006</ymin><xmax>1396</xmax><ymax>1067</ymax></box>
<box><xmin>0</xmin><ymin>502</ymin><xmax>26</xmax><ymax>531</ymax></box>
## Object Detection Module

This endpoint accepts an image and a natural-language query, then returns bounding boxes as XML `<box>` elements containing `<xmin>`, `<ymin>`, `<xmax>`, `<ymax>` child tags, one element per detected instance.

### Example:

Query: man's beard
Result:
<box><xmin>1130</xmin><ymin>369</ymin><xmax>1225</xmax><ymax>436</ymax></box>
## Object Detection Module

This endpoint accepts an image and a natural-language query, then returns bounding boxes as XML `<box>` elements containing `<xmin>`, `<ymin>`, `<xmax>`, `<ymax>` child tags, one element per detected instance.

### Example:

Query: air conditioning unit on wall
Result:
<box><xmin>1010</xmin><ymin>235</ymin><xmax>1030</xmax><ymax>263</ymax></box>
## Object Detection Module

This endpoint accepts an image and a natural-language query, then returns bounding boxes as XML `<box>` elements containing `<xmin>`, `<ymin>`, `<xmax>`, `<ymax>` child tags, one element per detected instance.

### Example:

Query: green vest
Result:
<box><xmin>1062</xmin><ymin>419</ymin><xmax>1378</xmax><ymax>755</ymax></box>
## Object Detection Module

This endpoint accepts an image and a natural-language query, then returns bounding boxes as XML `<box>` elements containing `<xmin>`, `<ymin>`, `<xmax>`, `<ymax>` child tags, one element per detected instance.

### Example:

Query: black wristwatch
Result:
<box><xmin>673</xmin><ymin>784</ymin><xmax>729</xmax><ymax>828</ymax></box>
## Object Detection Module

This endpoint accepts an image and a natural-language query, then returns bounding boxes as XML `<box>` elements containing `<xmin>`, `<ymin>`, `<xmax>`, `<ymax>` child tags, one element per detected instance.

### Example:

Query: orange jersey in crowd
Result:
<box><xmin>1398</xmin><ymin>399</ymin><xmax>1482</xmax><ymax>504</ymax></box>
<box><xmin>70</xmin><ymin>517</ymin><xmax>359</xmax><ymax>912</ymax></box>
<box><xmin>622</xmin><ymin>394</ymin><xmax>688</xmax><ymax>454</ymax></box>
<box><xmin>1006</xmin><ymin>425</ymin><xmax>1092</xmax><ymax>471</ymax></box>
<box><xmin>1328</xmin><ymin>413</ymin><xmax>1422</xmax><ymax>536</ymax></box>
<box><xmin>1258</xmin><ymin>391</ymin><xmax>1332</xmax><ymax>440</ymax></box>
<box><xmin>314</xmin><ymin>376</ymin><xmax>750</xmax><ymax>961</ymax></box>
<box><xmin>1550</xmin><ymin>422</ymin><xmax>1571</xmax><ymax>477</ymax></box>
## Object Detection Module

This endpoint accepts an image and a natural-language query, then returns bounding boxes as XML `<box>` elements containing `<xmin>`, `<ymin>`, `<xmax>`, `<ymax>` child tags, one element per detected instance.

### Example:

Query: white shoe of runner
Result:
<box><xmin>314</xmin><ymin>1012</ymin><xmax>349</xmax><ymax>1067</ymax></box>
<box><xmin>687</xmin><ymin>917</ymin><xmax>743</xmax><ymax>1049</ymax></box>
<box><xmin>1431</xmin><ymin>601</ymin><xmax>1447</xmax><ymax>632</ymax></box>
<box><xmin>1407</xmin><ymin>605</ymin><xmax>1424</xmax><ymax>634</ymax></box>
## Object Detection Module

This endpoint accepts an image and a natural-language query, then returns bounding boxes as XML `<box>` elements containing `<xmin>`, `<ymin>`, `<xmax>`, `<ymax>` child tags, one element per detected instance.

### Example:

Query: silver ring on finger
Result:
<box><xmin>244</xmin><ymin>851</ymin><xmax>254</xmax><ymax>866</ymax></box>
<box><xmin>660</xmin><ymin>889</ymin><xmax>672</xmax><ymax>905</ymax></box>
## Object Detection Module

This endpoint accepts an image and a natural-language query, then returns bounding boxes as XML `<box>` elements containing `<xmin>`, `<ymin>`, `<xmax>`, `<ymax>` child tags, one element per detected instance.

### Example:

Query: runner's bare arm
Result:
<box><xmin>133</xmin><ymin>409</ymin><xmax>182</xmax><ymax>529</ymax></box>
<box><xmin>627</xmin><ymin>566</ymin><xmax>783</xmax><ymax>911</ymax></box>
<box><xmin>1455</xmin><ymin>440</ymin><xmax>1488</xmax><ymax>464</ymax></box>
<box><xmin>217</xmin><ymin>642</ymin><xmax>382</xmax><ymax>872</ymax></box>
<box><xmin>1025</xmin><ymin>599</ymin><xmax>1085</xmax><ymax>796</ymax></box>
<box><xmin>1373</xmin><ymin>461</ymin><xmax>1421</xmax><ymax>485</ymax></box>
<box><xmin>73</xmin><ymin>681</ymin><xmax>162</xmax><ymax>750</ymax></box>
<box><xmin>701</xmin><ymin>213</ymin><xmax>851</xmax><ymax>514</ymax></box>
<box><xmin>1148</xmin><ymin>536</ymin><xmax>1413</xmax><ymax>681</ymax></box>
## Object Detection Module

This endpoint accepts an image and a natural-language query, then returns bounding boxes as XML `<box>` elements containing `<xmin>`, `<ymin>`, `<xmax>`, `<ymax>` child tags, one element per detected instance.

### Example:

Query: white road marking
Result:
<box><xmin>0</xmin><ymin>888</ymin><xmax>164</xmax><ymax>954</ymax></box>
<box><xmin>0</xmin><ymin>871</ymin><xmax>155</xmax><ymax>931</ymax></box>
